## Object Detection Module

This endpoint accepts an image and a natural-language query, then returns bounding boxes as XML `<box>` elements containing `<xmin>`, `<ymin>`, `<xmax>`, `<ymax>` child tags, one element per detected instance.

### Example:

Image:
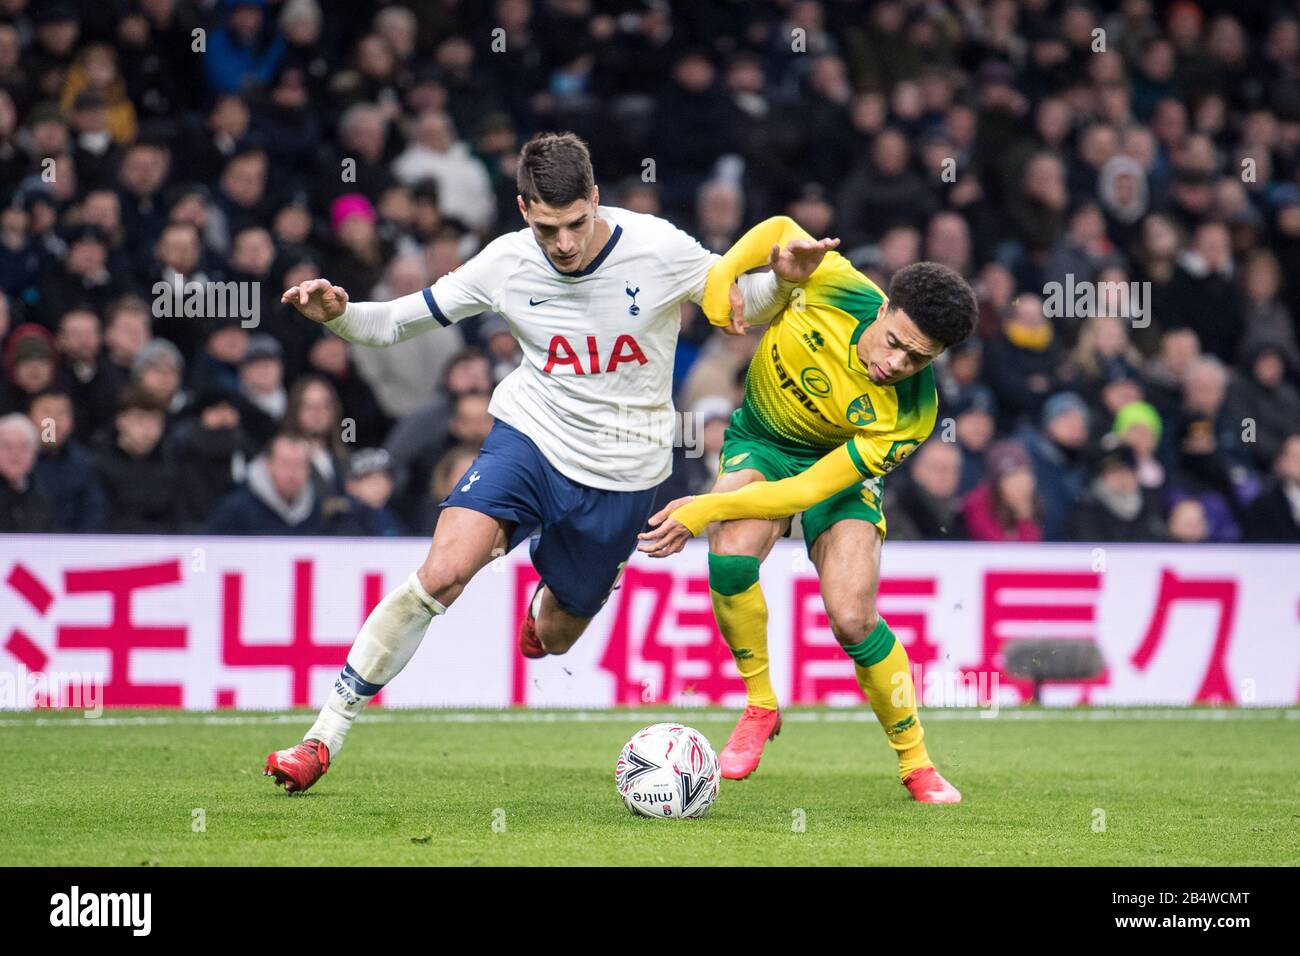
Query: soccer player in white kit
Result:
<box><xmin>265</xmin><ymin>133</ymin><xmax>836</xmax><ymax>793</ymax></box>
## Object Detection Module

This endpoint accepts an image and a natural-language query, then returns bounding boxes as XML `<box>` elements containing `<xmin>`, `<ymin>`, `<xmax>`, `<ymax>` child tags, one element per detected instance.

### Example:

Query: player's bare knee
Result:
<box><xmin>707</xmin><ymin>523</ymin><xmax>743</xmax><ymax>555</ymax></box>
<box><xmin>827</xmin><ymin>604</ymin><xmax>879</xmax><ymax>647</ymax></box>
<box><xmin>708</xmin><ymin>520</ymin><xmax>769</xmax><ymax>557</ymax></box>
<box><xmin>416</xmin><ymin>557</ymin><xmax>474</xmax><ymax>604</ymax></box>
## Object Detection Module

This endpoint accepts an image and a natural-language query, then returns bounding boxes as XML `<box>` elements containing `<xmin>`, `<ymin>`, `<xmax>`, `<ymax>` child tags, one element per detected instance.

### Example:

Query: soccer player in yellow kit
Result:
<box><xmin>638</xmin><ymin>216</ymin><xmax>976</xmax><ymax>803</ymax></box>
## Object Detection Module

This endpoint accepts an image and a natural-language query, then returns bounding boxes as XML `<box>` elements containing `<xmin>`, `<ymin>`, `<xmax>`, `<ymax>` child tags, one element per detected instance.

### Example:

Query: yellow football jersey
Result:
<box><xmin>670</xmin><ymin>217</ymin><xmax>940</xmax><ymax>537</ymax></box>
<box><xmin>723</xmin><ymin>232</ymin><xmax>938</xmax><ymax>479</ymax></box>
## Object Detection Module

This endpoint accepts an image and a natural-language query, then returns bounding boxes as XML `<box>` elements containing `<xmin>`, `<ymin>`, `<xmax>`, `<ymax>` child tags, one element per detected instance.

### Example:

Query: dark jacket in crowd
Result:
<box><xmin>1016</xmin><ymin>426</ymin><xmax>1089</xmax><ymax>541</ymax></box>
<box><xmin>325</xmin><ymin>498</ymin><xmax>402</xmax><ymax>537</ymax></box>
<box><xmin>884</xmin><ymin>473</ymin><xmax>967</xmax><ymax>540</ymax></box>
<box><xmin>1227</xmin><ymin>351</ymin><xmax>1300</xmax><ymax>471</ymax></box>
<box><xmin>1241</xmin><ymin>479</ymin><xmax>1300</xmax><ymax>543</ymax></box>
<box><xmin>1159</xmin><ymin>263</ymin><xmax>1244</xmax><ymax>364</ymax></box>
<box><xmin>171</xmin><ymin>420</ymin><xmax>257</xmax><ymax>529</ymax></box>
<box><xmin>1068</xmin><ymin>483</ymin><xmax>1167</xmax><ymax>542</ymax></box>
<box><xmin>0</xmin><ymin>477</ymin><xmax>56</xmax><ymax>532</ymax></box>
<box><xmin>206</xmin><ymin>455</ymin><xmax>324</xmax><ymax>535</ymax></box>
<box><xmin>33</xmin><ymin>441</ymin><xmax>106</xmax><ymax>532</ymax></box>
<box><xmin>983</xmin><ymin>332</ymin><xmax>1060</xmax><ymax>432</ymax></box>
<box><xmin>59</xmin><ymin>358</ymin><xmax>123</xmax><ymax>439</ymax></box>
<box><xmin>205</xmin><ymin>454</ymin><xmax>395</xmax><ymax>536</ymax></box>
<box><xmin>92</xmin><ymin>435</ymin><xmax>181</xmax><ymax>533</ymax></box>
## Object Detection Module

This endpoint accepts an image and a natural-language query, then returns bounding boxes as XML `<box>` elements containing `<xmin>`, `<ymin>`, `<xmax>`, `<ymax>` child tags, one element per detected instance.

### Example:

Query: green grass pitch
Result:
<box><xmin>2</xmin><ymin>707</ymin><xmax>1297</xmax><ymax>866</ymax></box>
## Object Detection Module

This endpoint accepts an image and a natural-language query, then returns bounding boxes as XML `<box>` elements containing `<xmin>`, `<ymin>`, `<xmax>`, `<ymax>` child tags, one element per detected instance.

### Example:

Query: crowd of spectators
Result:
<box><xmin>0</xmin><ymin>0</ymin><xmax>1297</xmax><ymax>544</ymax></box>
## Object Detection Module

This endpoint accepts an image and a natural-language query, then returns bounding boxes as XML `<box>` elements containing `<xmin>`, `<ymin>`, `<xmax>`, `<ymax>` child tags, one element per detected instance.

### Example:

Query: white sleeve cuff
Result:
<box><xmin>324</xmin><ymin>290</ymin><xmax>444</xmax><ymax>347</ymax></box>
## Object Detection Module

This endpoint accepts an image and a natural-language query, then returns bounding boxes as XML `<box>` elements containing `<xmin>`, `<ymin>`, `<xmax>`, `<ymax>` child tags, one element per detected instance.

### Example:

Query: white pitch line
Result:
<box><xmin>0</xmin><ymin>708</ymin><xmax>1296</xmax><ymax>729</ymax></box>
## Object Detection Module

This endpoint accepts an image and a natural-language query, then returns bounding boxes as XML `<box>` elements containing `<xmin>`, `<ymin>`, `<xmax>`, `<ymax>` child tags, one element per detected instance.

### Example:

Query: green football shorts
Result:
<box><xmin>715</xmin><ymin>402</ymin><xmax>887</xmax><ymax>552</ymax></box>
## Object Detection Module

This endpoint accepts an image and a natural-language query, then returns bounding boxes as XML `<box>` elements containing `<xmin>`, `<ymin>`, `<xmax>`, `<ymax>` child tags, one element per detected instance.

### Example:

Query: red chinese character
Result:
<box><xmin>57</xmin><ymin>560</ymin><xmax>187</xmax><ymax>706</ymax></box>
<box><xmin>641</xmin><ymin>573</ymin><xmax>743</xmax><ymax>704</ymax></box>
<box><xmin>509</xmin><ymin>563</ymin><xmax>542</xmax><ymax>705</ymax></box>
<box><xmin>4</xmin><ymin>563</ymin><xmax>53</xmax><ymax>673</ymax></box>
<box><xmin>791</xmin><ymin>576</ymin><xmax>859</xmax><ymax>702</ymax></box>
<box><xmin>791</xmin><ymin>575</ymin><xmax>940</xmax><ymax>703</ymax></box>
<box><xmin>221</xmin><ymin>559</ymin><xmax>384</xmax><ymax>707</ymax></box>
<box><xmin>981</xmin><ymin>570</ymin><xmax>1104</xmax><ymax>702</ymax></box>
<box><xmin>1130</xmin><ymin>568</ymin><xmax>1238</xmax><ymax>704</ymax></box>
<box><xmin>4</xmin><ymin>563</ymin><xmax>56</xmax><ymax>705</ymax></box>
<box><xmin>878</xmin><ymin>577</ymin><xmax>942</xmax><ymax>667</ymax></box>
<box><xmin>595</xmin><ymin>566</ymin><xmax>741</xmax><ymax>705</ymax></box>
<box><xmin>597</xmin><ymin>566</ymin><xmax>674</xmax><ymax>704</ymax></box>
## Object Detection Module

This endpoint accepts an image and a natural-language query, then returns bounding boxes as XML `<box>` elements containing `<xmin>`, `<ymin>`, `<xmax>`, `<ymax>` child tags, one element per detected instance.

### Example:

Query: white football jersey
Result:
<box><xmin>421</xmin><ymin>206</ymin><xmax>714</xmax><ymax>490</ymax></box>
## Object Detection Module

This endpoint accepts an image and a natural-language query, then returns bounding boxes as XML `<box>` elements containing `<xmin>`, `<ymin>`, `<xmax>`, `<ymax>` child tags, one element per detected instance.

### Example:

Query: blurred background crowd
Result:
<box><xmin>0</xmin><ymin>0</ymin><xmax>1297</xmax><ymax>544</ymax></box>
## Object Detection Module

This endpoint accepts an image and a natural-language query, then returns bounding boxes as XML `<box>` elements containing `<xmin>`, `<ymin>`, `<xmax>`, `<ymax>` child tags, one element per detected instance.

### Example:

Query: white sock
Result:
<box><xmin>306</xmin><ymin>573</ymin><xmax>445</xmax><ymax>757</ymax></box>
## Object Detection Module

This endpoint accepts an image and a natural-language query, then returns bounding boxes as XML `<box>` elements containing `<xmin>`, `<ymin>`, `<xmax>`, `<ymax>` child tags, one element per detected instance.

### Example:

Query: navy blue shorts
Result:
<box><xmin>440</xmin><ymin>421</ymin><xmax>659</xmax><ymax>618</ymax></box>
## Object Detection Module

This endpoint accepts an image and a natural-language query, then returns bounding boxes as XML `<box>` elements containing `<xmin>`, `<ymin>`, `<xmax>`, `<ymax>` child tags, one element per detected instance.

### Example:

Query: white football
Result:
<box><xmin>614</xmin><ymin>723</ymin><xmax>720</xmax><ymax>819</ymax></box>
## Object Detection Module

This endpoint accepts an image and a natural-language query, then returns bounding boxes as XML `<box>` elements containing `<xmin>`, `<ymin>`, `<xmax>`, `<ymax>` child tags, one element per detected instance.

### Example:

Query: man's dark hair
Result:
<box><xmin>887</xmin><ymin>262</ymin><xmax>977</xmax><ymax>350</ymax></box>
<box><xmin>126</xmin><ymin>138</ymin><xmax>170</xmax><ymax>156</ymax></box>
<box><xmin>516</xmin><ymin>132</ymin><xmax>594</xmax><ymax>208</ymax></box>
<box><xmin>268</xmin><ymin>430</ymin><xmax>311</xmax><ymax>455</ymax></box>
<box><xmin>440</xmin><ymin>346</ymin><xmax>489</xmax><ymax>391</ymax></box>
<box><xmin>116</xmin><ymin>384</ymin><xmax>166</xmax><ymax>415</ymax></box>
<box><xmin>105</xmin><ymin>295</ymin><xmax>151</xmax><ymax>326</ymax></box>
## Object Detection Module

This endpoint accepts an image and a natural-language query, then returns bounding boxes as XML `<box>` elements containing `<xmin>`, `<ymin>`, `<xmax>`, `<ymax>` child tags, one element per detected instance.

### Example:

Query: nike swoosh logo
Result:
<box><xmin>529</xmin><ymin>296</ymin><xmax>557</xmax><ymax>306</ymax></box>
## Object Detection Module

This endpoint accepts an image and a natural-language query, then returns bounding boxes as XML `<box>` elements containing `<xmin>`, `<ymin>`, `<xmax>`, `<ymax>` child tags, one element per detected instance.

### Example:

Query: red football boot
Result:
<box><xmin>264</xmin><ymin>739</ymin><xmax>330</xmax><ymax>794</ymax></box>
<box><xmin>518</xmin><ymin>583</ymin><xmax>548</xmax><ymax>659</ymax></box>
<box><xmin>902</xmin><ymin>766</ymin><xmax>962</xmax><ymax>804</ymax></box>
<box><xmin>719</xmin><ymin>705</ymin><xmax>782</xmax><ymax>780</ymax></box>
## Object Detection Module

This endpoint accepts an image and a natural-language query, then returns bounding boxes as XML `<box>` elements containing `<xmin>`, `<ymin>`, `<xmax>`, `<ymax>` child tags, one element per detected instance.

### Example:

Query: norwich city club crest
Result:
<box><xmin>845</xmin><ymin>393</ymin><xmax>876</xmax><ymax>427</ymax></box>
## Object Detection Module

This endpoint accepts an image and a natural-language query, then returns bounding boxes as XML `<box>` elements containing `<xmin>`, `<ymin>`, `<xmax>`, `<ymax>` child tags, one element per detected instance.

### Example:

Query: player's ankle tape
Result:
<box><xmin>843</xmin><ymin>618</ymin><xmax>896</xmax><ymax>668</ymax></box>
<box><xmin>708</xmin><ymin>553</ymin><xmax>761</xmax><ymax>596</ymax></box>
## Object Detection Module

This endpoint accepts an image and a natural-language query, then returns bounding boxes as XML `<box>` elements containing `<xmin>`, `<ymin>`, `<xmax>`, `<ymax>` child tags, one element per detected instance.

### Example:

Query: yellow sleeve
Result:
<box><xmin>669</xmin><ymin>443</ymin><xmax>868</xmax><ymax>536</ymax></box>
<box><xmin>846</xmin><ymin>433</ymin><xmax>926</xmax><ymax>479</ymax></box>
<box><xmin>701</xmin><ymin>216</ymin><xmax>814</xmax><ymax>326</ymax></box>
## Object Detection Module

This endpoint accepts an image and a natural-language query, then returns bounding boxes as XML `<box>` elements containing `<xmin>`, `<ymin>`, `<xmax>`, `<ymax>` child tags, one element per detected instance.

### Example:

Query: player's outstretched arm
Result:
<box><xmin>703</xmin><ymin>216</ymin><xmax>839</xmax><ymax>331</ymax></box>
<box><xmin>701</xmin><ymin>216</ymin><xmax>813</xmax><ymax>324</ymax></box>
<box><xmin>636</xmin><ymin>443</ymin><xmax>865</xmax><ymax>558</ymax></box>
<box><xmin>281</xmin><ymin>278</ymin><xmax>444</xmax><ymax>348</ymax></box>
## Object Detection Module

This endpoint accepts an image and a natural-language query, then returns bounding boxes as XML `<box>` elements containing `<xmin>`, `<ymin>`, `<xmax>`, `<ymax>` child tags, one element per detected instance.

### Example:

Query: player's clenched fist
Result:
<box><xmin>281</xmin><ymin>277</ymin><xmax>350</xmax><ymax>324</ymax></box>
